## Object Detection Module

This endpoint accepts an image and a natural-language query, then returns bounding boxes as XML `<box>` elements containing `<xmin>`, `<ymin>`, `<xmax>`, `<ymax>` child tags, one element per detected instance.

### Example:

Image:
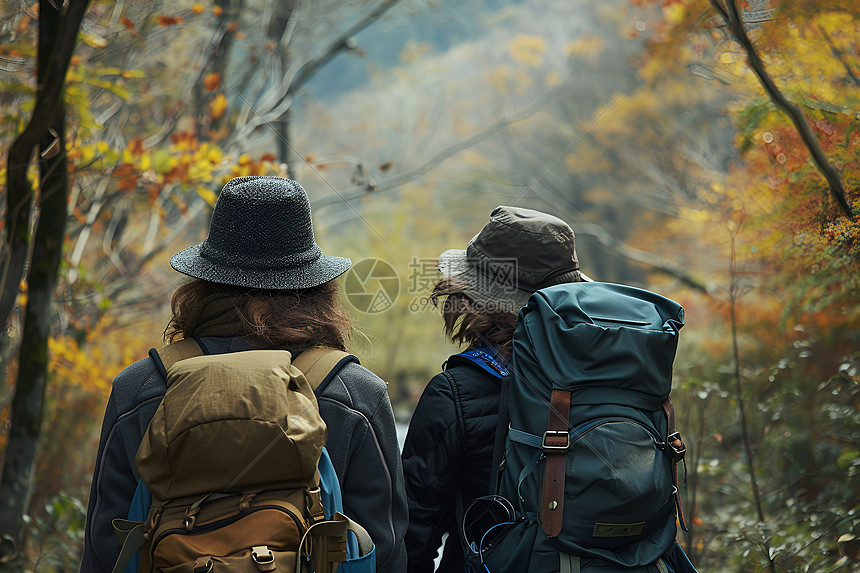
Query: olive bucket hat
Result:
<box><xmin>436</xmin><ymin>205</ymin><xmax>590</xmax><ymax>312</ymax></box>
<box><xmin>170</xmin><ymin>176</ymin><xmax>351</xmax><ymax>289</ymax></box>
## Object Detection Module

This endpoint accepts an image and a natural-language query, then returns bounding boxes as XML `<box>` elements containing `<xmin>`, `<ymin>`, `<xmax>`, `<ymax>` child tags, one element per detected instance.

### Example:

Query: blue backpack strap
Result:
<box><xmin>318</xmin><ymin>447</ymin><xmax>343</xmax><ymax>519</ymax></box>
<box><xmin>450</xmin><ymin>346</ymin><xmax>510</xmax><ymax>378</ymax></box>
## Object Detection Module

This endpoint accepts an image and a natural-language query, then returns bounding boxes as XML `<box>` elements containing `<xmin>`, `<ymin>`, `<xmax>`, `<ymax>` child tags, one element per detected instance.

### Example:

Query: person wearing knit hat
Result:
<box><xmin>402</xmin><ymin>206</ymin><xmax>590</xmax><ymax>573</ymax></box>
<box><xmin>81</xmin><ymin>176</ymin><xmax>407</xmax><ymax>573</ymax></box>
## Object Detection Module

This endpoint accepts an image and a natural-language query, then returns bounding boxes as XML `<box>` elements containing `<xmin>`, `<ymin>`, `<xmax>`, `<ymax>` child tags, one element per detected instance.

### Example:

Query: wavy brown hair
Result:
<box><xmin>165</xmin><ymin>279</ymin><xmax>352</xmax><ymax>352</ymax></box>
<box><xmin>431</xmin><ymin>278</ymin><xmax>518</xmax><ymax>360</ymax></box>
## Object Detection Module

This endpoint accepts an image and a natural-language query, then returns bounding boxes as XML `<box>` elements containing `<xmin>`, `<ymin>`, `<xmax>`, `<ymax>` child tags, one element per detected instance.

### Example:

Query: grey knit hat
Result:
<box><xmin>170</xmin><ymin>176</ymin><xmax>351</xmax><ymax>290</ymax></box>
<box><xmin>437</xmin><ymin>205</ymin><xmax>590</xmax><ymax>312</ymax></box>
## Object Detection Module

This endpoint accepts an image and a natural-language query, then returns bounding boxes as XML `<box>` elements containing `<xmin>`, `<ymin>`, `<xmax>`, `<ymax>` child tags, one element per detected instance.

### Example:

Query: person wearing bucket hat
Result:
<box><xmin>81</xmin><ymin>176</ymin><xmax>407</xmax><ymax>573</ymax></box>
<box><xmin>402</xmin><ymin>206</ymin><xmax>590</xmax><ymax>573</ymax></box>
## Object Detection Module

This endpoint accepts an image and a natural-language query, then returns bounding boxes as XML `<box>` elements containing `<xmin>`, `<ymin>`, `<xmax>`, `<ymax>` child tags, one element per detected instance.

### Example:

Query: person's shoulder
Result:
<box><xmin>110</xmin><ymin>353</ymin><xmax>165</xmax><ymax>414</ymax></box>
<box><xmin>334</xmin><ymin>361</ymin><xmax>388</xmax><ymax>397</ymax></box>
<box><xmin>314</xmin><ymin>359</ymin><xmax>389</xmax><ymax>413</ymax></box>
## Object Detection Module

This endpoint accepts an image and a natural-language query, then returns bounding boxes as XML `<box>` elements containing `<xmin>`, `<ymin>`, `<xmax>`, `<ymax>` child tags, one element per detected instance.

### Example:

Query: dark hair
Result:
<box><xmin>165</xmin><ymin>279</ymin><xmax>352</xmax><ymax>352</ymax></box>
<box><xmin>431</xmin><ymin>278</ymin><xmax>518</xmax><ymax>360</ymax></box>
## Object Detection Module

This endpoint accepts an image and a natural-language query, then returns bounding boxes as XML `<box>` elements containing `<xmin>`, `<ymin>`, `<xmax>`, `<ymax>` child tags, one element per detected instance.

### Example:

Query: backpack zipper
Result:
<box><xmin>151</xmin><ymin>504</ymin><xmax>305</xmax><ymax>548</ymax></box>
<box><xmin>570</xmin><ymin>417</ymin><xmax>662</xmax><ymax>448</ymax></box>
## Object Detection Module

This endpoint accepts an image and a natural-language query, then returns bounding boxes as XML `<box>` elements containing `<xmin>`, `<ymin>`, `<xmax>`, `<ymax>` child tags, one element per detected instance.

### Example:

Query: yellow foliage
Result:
<box><xmin>80</xmin><ymin>144</ymin><xmax>96</xmax><ymax>164</ymax></box>
<box><xmin>196</xmin><ymin>185</ymin><xmax>218</xmax><ymax>207</ymax></box>
<box><xmin>508</xmin><ymin>34</ymin><xmax>547</xmax><ymax>66</ymax></box>
<box><xmin>48</xmin><ymin>336</ymin><xmax>112</xmax><ymax>396</ymax></box>
<box><xmin>719</xmin><ymin>51</ymin><xmax>739</xmax><ymax>64</ymax></box>
<box><xmin>209</xmin><ymin>93</ymin><xmax>227</xmax><ymax>119</ymax></box>
<box><xmin>662</xmin><ymin>2</ymin><xmax>686</xmax><ymax>25</ymax></box>
<box><xmin>545</xmin><ymin>70</ymin><xmax>562</xmax><ymax>87</ymax></box>
<box><xmin>399</xmin><ymin>41</ymin><xmax>432</xmax><ymax>64</ymax></box>
<box><xmin>680</xmin><ymin>207</ymin><xmax>710</xmax><ymax>223</ymax></box>
<box><xmin>566</xmin><ymin>34</ymin><xmax>605</xmax><ymax>57</ymax></box>
<box><xmin>206</xmin><ymin>145</ymin><xmax>223</xmax><ymax>164</ymax></box>
<box><xmin>564</xmin><ymin>150</ymin><xmax>612</xmax><ymax>174</ymax></box>
<box><xmin>81</xmin><ymin>32</ymin><xmax>107</xmax><ymax>48</ymax></box>
<box><xmin>488</xmin><ymin>65</ymin><xmax>514</xmax><ymax>91</ymax></box>
<box><xmin>814</xmin><ymin>11</ymin><xmax>855</xmax><ymax>38</ymax></box>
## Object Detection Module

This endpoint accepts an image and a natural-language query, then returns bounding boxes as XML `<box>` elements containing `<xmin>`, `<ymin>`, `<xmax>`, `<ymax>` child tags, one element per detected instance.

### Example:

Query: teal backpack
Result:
<box><xmin>461</xmin><ymin>282</ymin><xmax>696</xmax><ymax>573</ymax></box>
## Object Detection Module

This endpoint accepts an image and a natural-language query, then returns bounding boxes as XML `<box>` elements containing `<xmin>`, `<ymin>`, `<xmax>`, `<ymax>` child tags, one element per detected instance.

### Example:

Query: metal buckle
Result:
<box><xmin>541</xmin><ymin>430</ymin><xmax>570</xmax><ymax>453</ymax></box>
<box><xmin>668</xmin><ymin>431</ymin><xmax>686</xmax><ymax>458</ymax></box>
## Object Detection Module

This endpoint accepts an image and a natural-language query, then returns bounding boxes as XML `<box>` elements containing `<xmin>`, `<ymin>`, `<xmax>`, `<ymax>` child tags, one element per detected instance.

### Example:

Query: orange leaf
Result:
<box><xmin>204</xmin><ymin>73</ymin><xmax>221</xmax><ymax>92</ymax></box>
<box><xmin>192</xmin><ymin>4</ymin><xmax>205</xmax><ymax>14</ymax></box>
<box><xmin>127</xmin><ymin>138</ymin><xmax>145</xmax><ymax>155</ymax></box>
<box><xmin>212</xmin><ymin>5</ymin><xmax>223</xmax><ymax>15</ymax></box>
<box><xmin>260</xmin><ymin>153</ymin><xmax>276</xmax><ymax>163</ymax></box>
<box><xmin>116</xmin><ymin>175</ymin><xmax>138</xmax><ymax>191</ymax></box>
<box><xmin>147</xmin><ymin>184</ymin><xmax>162</xmax><ymax>205</ymax></box>
<box><xmin>112</xmin><ymin>163</ymin><xmax>136</xmax><ymax>178</ymax></box>
<box><xmin>157</xmin><ymin>15</ymin><xmax>184</xmax><ymax>26</ymax></box>
<box><xmin>120</xmin><ymin>16</ymin><xmax>135</xmax><ymax>31</ymax></box>
<box><xmin>227</xmin><ymin>22</ymin><xmax>239</xmax><ymax>32</ymax></box>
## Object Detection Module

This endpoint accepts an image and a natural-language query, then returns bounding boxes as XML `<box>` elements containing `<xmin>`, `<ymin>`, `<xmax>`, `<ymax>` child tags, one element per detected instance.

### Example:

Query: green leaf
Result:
<box><xmin>836</xmin><ymin>449</ymin><xmax>858</xmax><ymax>469</ymax></box>
<box><xmin>152</xmin><ymin>149</ymin><xmax>172</xmax><ymax>174</ymax></box>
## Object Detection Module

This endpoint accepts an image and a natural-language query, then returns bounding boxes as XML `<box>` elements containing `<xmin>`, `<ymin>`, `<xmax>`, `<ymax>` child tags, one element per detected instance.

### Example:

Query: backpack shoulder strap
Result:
<box><xmin>489</xmin><ymin>373</ymin><xmax>511</xmax><ymax>495</ymax></box>
<box><xmin>293</xmin><ymin>347</ymin><xmax>356</xmax><ymax>391</ymax></box>
<box><xmin>148</xmin><ymin>338</ymin><xmax>204</xmax><ymax>380</ymax></box>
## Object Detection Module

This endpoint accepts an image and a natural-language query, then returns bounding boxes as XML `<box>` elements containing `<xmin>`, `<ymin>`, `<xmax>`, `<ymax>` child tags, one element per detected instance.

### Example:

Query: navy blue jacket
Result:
<box><xmin>81</xmin><ymin>337</ymin><xmax>407</xmax><ymax>572</ymax></box>
<box><xmin>402</xmin><ymin>352</ymin><xmax>504</xmax><ymax>573</ymax></box>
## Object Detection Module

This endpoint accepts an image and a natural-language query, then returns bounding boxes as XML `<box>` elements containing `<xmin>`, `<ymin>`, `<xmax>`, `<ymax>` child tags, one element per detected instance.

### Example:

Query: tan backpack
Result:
<box><xmin>112</xmin><ymin>340</ymin><xmax>372</xmax><ymax>573</ymax></box>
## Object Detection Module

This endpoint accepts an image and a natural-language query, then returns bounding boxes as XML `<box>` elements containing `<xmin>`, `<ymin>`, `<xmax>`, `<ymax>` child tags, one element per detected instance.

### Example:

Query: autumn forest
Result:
<box><xmin>0</xmin><ymin>0</ymin><xmax>858</xmax><ymax>571</ymax></box>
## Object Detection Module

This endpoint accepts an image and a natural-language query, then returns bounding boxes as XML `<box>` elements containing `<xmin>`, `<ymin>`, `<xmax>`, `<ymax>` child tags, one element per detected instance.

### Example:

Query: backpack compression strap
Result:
<box><xmin>662</xmin><ymin>397</ymin><xmax>689</xmax><ymax>531</ymax></box>
<box><xmin>542</xmin><ymin>389</ymin><xmax>571</xmax><ymax>538</ymax></box>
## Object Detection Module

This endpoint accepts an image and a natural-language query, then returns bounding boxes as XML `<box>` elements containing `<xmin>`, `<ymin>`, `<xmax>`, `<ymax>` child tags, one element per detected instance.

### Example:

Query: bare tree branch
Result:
<box><xmin>312</xmin><ymin>86</ymin><xmax>563</xmax><ymax>208</ymax></box>
<box><xmin>232</xmin><ymin>0</ymin><xmax>401</xmax><ymax>147</ymax></box>
<box><xmin>573</xmin><ymin>221</ymin><xmax>713</xmax><ymax>294</ymax></box>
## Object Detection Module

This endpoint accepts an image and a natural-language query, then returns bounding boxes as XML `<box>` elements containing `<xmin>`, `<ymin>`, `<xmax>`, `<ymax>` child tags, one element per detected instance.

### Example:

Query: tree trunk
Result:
<box><xmin>0</xmin><ymin>0</ymin><xmax>87</xmax><ymax>565</ymax></box>
<box><xmin>0</xmin><ymin>0</ymin><xmax>90</xmax><ymax>343</ymax></box>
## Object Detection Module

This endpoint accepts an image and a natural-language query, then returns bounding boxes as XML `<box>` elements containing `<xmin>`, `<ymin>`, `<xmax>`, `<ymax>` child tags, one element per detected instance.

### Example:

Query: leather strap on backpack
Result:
<box><xmin>541</xmin><ymin>389</ymin><xmax>571</xmax><ymax>537</ymax></box>
<box><xmin>662</xmin><ymin>397</ymin><xmax>689</xmax><ymax>531</ymax></box>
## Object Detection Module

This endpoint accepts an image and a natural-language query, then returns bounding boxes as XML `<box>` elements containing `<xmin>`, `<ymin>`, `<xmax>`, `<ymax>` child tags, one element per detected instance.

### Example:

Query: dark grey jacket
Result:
<box><xmin>81</xmin><ymin>337</ymin><xmax>407</xmax><ymax>572</ymax></box>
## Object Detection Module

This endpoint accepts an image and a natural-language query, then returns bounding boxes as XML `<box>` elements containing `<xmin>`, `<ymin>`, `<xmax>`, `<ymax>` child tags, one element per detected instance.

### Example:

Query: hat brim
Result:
<box><xmin>170</xmin><ymin>245</ymin><xmax>351</xmax><ymax>290</ymax></box>
<box><xmin>436</xmin><ymin>248</ymin><xmax>590</xmax><ymax>312</ymax></box>
<box><xmin>437</xmin><ymin>249</ymin><xmax>532</xmax><ymax>312</ymax></box>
